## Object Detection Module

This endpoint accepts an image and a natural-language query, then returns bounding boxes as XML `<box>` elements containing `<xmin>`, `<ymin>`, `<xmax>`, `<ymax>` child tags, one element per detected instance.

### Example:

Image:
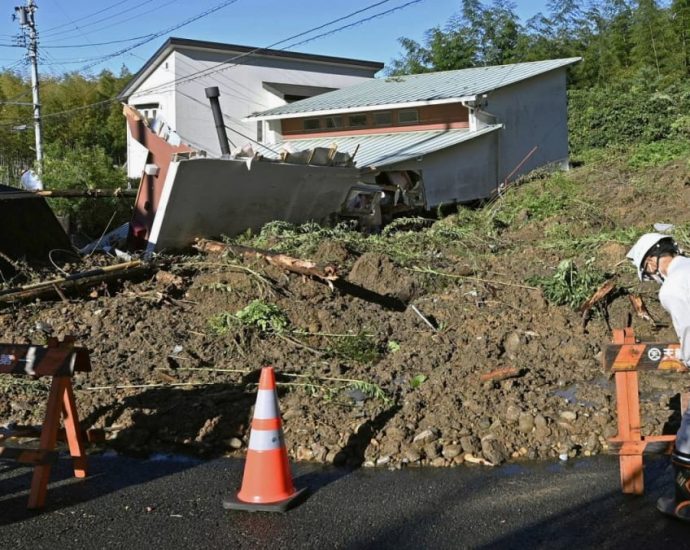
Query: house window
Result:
<box><xmin>304</xmin><ymin>118</ymin><xmax>321</xmax><ymax>130</ymax></box>
<box><xmin>374</xmin><ymin>112</ymin><xmax>392</xmax><ymax>126</ymax></box>
<box><xmin>398</xmin><ymin>109</ymin><xmax>419</xmax><ymax>124</ymax></box>
<box><xmin>257</xmin><ymin>121</ymin><xmax>263</xmax><ymax>142</ymax></box>
<box><xmin>325</xmin><ymin>116</ymin><xmax>343</xmax><ymax>129</ymax></box>
<box><xmin>348</xmin><ymin>114</ymin><xmax>367</xmax><ymax>127</ymax></box>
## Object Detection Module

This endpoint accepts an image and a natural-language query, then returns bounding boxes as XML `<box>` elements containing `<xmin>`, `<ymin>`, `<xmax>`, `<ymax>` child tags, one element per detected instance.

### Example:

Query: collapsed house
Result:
<box><xmin>247</xmin><ymin>57</ymin><xmax>582</xmax><ymax>209</ymax></box>
<box><xmin>124</xmin><ymin>104</ymin><xmax>381</xmax><ymax>252</ymax></box>
<box><xmin>119</xmin><ymin>57</ymin><xmax>582</xmax><ymax>252</ymax></box>
<box><xmin>117</xmin><ymin>37</ymin><xmax>383</xmax><ymax>179</ymax></box>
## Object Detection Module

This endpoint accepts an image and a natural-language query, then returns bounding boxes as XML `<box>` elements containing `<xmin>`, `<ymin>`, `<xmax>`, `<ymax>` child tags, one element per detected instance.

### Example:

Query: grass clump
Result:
<box><xmin>234</xmin><ymin>300</ymin><xmax>289</xmax><ymax>333</ymax></box>
<box><xmin>209</xmin><ymin>300</ymin><xmax>289</xmax><ymax>336</ymax></box>
<box><xmin>528</xmin><ymin>258</ymin><xmax>607</xmax><ymax>310</ymax></box>
<box><xmin>328</xmin><ymin>332</ymin><xmax>381</xmax><ymax>363</ymax></box>
<box><xmin>627</xmin><ymin>139</ymin><xmax>690</xmax><ymax>169</ymax></box>
<box><xmin>491</xmin><ymin>173</ymin><xmax>580</xmax><ymax>225</ymax></box>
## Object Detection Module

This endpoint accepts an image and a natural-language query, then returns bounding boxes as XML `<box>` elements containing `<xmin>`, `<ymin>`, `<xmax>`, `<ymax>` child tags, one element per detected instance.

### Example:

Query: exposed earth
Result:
<box><xmin>1</xmin><ymin>149</ymin><xmax>689</xmax><ymax>469</ymax></box>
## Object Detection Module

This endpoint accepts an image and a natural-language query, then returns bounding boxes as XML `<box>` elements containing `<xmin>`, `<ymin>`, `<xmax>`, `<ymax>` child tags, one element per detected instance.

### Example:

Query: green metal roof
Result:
<box><xmin>248</xmin><ymin>58</ymin><xmax>580</xmax><ymax>120</ymax></box>
<box><xmin>256</xmin><ymin>125</ymin><xmax>502</xmax><ymax>169</ymax></box>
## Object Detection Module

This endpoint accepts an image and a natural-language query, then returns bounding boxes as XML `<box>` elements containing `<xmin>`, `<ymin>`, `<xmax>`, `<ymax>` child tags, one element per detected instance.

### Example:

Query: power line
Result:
<box><xmin>78</xmin><ymin>0</ymin><xmax>240</xmax><ymax>72</ymax></box>
<box><xmin>39</xmin><ymin>0</ymin><xmax>163</xmax><ymax>40</ymax></box>
<box><xmin>41</xmin><ymin>0</ymin><xmax>136</xmax><ymax>33</ymax></box>
<box><xmin>130</xmin><ymin>0</ymin><xmax>409</xmax><ymax>98</ymax></box>
<box><xmin>4</xmin><ymin>0</ymin><xmax>424</xmax><ymax>124</ymax></box>
<box><xmin>41</xmin><ymin>34</ymin><xmax>155</xmax><ymax>49</ymax></box>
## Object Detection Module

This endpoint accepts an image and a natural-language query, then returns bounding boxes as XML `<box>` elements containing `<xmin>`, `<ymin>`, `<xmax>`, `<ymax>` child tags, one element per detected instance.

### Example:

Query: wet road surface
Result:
<box><xmin>1</xmin><ymin>453</ymin><xmax>688</xmax><ymax>549</ymax></box>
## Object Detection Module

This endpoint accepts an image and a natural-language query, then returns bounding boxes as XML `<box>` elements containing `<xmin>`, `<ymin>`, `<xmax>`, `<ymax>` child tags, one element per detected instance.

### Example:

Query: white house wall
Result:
<box><xmin>483</xmin><ymin>68</ymin><xmax>570</xmax><ymax>183</ymax></box>
<box><xmin>388</xmin><ymin>130</ymin><xmax>499</xmax><ymax>208</ymax></box>
<box><xmin>171</xmin><ymin>48</ymin><xmax>379</xmax><ymax>159</ymax></box>
<box><xmin>126</xmin><ymin>53</ymin><xmax>178</xmax><ymax>178</ymax></box>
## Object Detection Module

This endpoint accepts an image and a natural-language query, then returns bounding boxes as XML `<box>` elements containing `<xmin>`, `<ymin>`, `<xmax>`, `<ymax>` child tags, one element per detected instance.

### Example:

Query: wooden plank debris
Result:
<box><xmin>0</xmin><ymin>260</ymin><xmax>145</xmax><ymax>304</ymax></box>
<box><xmin>579</xmin><ymin>279</ymin><xmax>617</xmax><ymax>317</ymax></box>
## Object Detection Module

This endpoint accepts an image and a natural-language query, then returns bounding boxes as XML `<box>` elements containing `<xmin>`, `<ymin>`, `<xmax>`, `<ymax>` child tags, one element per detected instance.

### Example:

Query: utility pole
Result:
<box><xmin>14</xmin><ymin>0</ymin><xmax>42</xmax><ymax>171</ymax></box>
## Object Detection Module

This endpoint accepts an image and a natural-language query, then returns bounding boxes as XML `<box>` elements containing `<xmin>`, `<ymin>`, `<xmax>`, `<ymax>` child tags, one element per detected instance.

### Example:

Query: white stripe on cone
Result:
<box><xmin>254</xmin><ymin>389</ymin><xmax>280</xmax><ymax>419</ymax></box>
<box><xmin>248</xmin><ymin>428</ymin><xmax>284</xmax><ymax>451</ymax></box>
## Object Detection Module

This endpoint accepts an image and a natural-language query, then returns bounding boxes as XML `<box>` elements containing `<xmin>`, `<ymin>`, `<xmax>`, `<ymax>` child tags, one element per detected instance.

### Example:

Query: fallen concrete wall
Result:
<box><xmin>146</xmin><ymin>158</ymin><xmax>373</xmax><ymax>251</ymax></box>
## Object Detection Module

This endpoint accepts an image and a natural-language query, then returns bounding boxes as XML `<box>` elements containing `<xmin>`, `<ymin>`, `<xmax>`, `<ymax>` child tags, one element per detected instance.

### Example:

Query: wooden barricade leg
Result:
<box><xmin>28</xmin><ymin>377</ymin><xmax>66</xmax><ymax>509</ymax></box>
<box><xmin>615</xmin><ymin>370</ymin><xmax>644</xmax><ymax>495</ymax></box>
<box><xmin>62</xmin><ymin>380</ymin><xmax>87</xmax><ymax>478</ymax></box>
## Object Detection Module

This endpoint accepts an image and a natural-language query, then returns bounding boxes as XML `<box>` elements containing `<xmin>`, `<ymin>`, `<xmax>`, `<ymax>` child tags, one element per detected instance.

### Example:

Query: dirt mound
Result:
<box><xmin>347</xmin><ymin>252</ymin><xmax>416</xmax><ymax>301</ymax></box>
<box><xmin>1</xmin><ymin>150</ymin><xmax>689</xmax><ymax>468</ymax></box>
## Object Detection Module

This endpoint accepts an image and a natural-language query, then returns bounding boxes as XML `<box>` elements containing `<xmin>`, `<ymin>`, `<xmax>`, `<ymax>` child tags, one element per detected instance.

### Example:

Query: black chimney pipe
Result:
<box><xmin>204</xmin><ymin>86</ymin><xmax>231</xmax><ymax>157</ymax></box>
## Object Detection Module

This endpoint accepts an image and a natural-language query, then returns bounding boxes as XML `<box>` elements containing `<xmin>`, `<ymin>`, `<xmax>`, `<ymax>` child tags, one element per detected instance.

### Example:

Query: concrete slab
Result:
<box><xmin>146</xmin><ymin>157</ymin><xmax>378</xmax><ymax>251</ymax></box>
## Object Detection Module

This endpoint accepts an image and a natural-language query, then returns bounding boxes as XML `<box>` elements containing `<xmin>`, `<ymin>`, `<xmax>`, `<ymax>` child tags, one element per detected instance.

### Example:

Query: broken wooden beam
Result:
<box><xmin>194</xmin><ymin>239</ymin><xmax>339</xmax><ymax>282</ymax></box>
<box><xmin>0</xmin><ymin>260</ymin><xmax>146</xmax><ymax>304</ymax></box>
<box><xmin>579</xmin><ymin>279</ymin><xmax>617</xmax><ymax>317</ymax></box>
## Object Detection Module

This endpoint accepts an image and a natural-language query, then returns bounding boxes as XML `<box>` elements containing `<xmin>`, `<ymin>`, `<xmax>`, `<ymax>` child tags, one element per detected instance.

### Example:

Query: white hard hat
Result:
<box><xmin>626</xmin><ymin>233</ymin><xmax>677</xmax><ymax>280</ymax></box>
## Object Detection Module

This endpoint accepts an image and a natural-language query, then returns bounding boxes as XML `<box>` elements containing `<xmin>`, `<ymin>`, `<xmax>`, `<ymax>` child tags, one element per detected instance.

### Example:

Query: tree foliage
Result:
<box><xmin>0</xmin><ymin>67</ymin><xmax>131</xmax><ymax>184</ymax></box>
<box><xmin>388</xmin><ymin>0</ymin><xmax>690</xmax><ymax>153</ymax></box>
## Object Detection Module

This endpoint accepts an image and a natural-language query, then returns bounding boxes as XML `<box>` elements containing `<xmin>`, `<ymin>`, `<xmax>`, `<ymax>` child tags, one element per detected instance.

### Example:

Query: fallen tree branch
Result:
<box><xmin>0</xmin><ymin>260</ymin><xmax>146</xmax><ymax>304</ymax></box>
<box><xmin>194</xmin><ymin>239</ymin><xmax>339</xmax><ymax>283</ymax></box>
<box><xmin>407</xmin><ymin>266</ymin><xmax>540</xmax><ymax>291</ymax></box>
<box><xmin>480</xmin><ymin>367</ymin><xmax>520</xmax><ymax>382</ymax></box>
<box><xmin>1</xmin><ymin>188</ymin><xmax>137</xmax><ymax>199</ymax></box>
<box><xmin>579</xmin><ymin>279</ymin><xmax>617</xmax><ymax>329</ymax></box>
<box><xmin>628</xmin><ymin>294</ymin><xmax>657</xmax><ymax>325</ymax></box>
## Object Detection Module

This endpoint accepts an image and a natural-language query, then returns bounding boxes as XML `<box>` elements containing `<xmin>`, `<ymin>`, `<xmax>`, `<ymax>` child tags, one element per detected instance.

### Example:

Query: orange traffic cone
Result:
<box><xmin>223</xmin><ymin>366</ymin><xmax>307</xmax><ymax>512</ymax></box>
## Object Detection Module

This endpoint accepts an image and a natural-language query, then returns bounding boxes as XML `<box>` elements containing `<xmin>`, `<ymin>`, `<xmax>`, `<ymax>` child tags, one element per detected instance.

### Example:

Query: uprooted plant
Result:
<box><xmin>528</xmin><ymin>258</ymin><xmax>607</xmax><ymax>310</ymax></box>
<box><xmin>209</xmin><ymin>298</ymin><xmax>388</xmax><ymax>364</ymax></box>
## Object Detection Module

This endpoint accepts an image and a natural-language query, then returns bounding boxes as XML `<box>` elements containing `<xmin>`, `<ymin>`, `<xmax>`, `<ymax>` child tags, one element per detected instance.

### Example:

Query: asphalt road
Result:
<box><xmin>0</xmin><ymin>453</ymin><xmax>688</xmax><ymax>549</ymax></box>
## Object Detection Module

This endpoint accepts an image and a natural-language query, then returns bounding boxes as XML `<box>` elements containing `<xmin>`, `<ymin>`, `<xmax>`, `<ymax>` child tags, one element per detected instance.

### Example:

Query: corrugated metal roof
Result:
<box><xmin>256</xmin><ymin>125</ymin><xmax>502</xmax><ymax>168</ymax></box>
<box><xmin>248</xmin><ymin>58</ymin><xmax>580</xmax><ymax>119</ymax></box>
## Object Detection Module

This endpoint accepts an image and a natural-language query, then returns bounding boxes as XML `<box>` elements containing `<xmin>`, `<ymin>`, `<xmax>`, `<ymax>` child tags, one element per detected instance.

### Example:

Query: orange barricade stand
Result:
<box><xmin>0</xmin><ymin>336</ymin><xmax>91</xmax><ymax>509</ymax></box>
<box><xmin>605</xmin><ymin>328</ymin><xmax>689</xmax><ymax>494</ymax></box>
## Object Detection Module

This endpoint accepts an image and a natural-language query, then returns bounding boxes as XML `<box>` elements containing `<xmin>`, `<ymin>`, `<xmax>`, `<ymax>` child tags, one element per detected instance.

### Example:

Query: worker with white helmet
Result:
<box><xmin>627</xmin><ymin>233</ymin><xmax>690</xmax><ymax>522</ymax></box>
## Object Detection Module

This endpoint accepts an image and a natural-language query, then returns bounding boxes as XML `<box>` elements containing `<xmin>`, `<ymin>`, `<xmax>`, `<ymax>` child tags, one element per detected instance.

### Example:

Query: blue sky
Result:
<box><xmin>0</xmin><ymin>0</ymin><xmax>549</xmax><ymax>78</ymax></box>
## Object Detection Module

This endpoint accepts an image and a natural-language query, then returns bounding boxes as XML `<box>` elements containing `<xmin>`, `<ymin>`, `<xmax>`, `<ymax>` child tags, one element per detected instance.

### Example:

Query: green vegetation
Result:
<box><xmin>410</xmin><ymin>374</ymin><xmax>428</xmax><ymax>389</ymax></box>
<box><xmin>528</xmin><ymin>259</ymin><xmax>608</xmax><ymax>310</ymax></box>
<box><xmin>209</xmin><ymin>300</ymin><xmax>290</xmax><ymax>336</ymax></box>
<box><xmin>327</xmin><ymin>332</ymin><xmax>381</xmax><ymax>364</ymax></box>
<box><xmin>390</xmin><ymin>1</ymin><xmax>690</xmax><ymax>156</ymax></box>
<box><xmin>234</xmin><ymin>300</ymin><xmax>290</xmax><ymax>333</ymax></box>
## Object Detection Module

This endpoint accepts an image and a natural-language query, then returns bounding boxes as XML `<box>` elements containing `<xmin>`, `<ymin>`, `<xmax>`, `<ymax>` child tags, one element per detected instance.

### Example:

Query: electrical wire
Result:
<box><xmin>1</xmin><ymin>0</ymin><xmax>424</xmax><ymax>125</ymax></box>
<box><xmin>39</xmin><ymin>0</ymin><xmax>162</xmax><ymax>39</ymax></box>
<box><xmin>41</xmin><ymin>0</ymin><xmax>137</xmax><ymax>33</ymax></box>
<box><xmin>130</xmin><ymin>0</ymin><xmax>419</xmax><ymax>98</ymax></box>
<box><xmin>41</xmin><ymin>34</ymin><xmax>156</xmax><ymax>49</ymax></box>
<box><xmin>78</xmin><ymin>0</ymin><xmax>240</xmax><ymax>72</ymax></box>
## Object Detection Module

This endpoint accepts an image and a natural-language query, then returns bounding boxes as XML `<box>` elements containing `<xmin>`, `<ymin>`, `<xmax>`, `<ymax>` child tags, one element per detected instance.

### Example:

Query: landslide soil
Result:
<box><xmin>1</xmin><ymin>153</ymin><xmax>689</xmax><ymax>469</ymax></box>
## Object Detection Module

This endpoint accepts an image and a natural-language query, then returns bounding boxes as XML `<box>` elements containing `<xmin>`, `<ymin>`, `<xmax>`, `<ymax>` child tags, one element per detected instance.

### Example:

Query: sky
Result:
<box><xmin>0</xmin><ymin>0</ymin><xmax>550</xmax><ymax>78</ymax></box>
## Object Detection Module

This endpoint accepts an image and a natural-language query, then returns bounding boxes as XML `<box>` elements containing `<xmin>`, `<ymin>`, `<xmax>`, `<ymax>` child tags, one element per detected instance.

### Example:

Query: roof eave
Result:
<box><xmin>245</xmin><ymin>95</ymin><xmax>479</xmax><ymax>122</ymax></box>
<box><xmin>118</xmin><ymin>37</ymin><xmax>384</xmax><ymax>100</ymax></box>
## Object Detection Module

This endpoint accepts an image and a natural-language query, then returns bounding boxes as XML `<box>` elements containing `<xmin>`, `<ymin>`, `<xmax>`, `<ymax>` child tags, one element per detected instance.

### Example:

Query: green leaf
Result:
<box><xmin>410</xmin><ymin>374</ymin><xmax>428</xmax><ymax>389</ymax></box>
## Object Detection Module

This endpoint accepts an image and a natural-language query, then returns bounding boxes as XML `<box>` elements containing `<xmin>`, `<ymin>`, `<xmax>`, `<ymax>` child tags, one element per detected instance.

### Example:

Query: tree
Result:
<box><xmin>630</xmin><ymin>0</ymin><xmax>676</xmax><ymax>83</ymax></box>
<box><xmin>670</xmin><ymin>0</ymin><xmax>690</xmax><ymax>76</ymax></box>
